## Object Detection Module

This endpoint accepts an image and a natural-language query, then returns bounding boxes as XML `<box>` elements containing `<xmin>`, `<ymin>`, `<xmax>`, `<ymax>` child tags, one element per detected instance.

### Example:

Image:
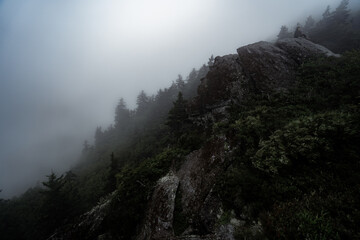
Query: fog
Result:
<box><xmin>0</xmin><ymin>0</ymin><xmax>351</xmax><ymax>198</ymax></box>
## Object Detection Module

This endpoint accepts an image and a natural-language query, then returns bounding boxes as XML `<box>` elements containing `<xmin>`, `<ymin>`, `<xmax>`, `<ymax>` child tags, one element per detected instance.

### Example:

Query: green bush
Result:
<box><xmin>105</xmin><ymin>148</ymin><xmax>186</xmax><ymax>239</ymax></box>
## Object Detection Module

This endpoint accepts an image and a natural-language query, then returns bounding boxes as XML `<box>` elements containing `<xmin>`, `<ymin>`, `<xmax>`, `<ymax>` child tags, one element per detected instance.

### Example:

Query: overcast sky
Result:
<box><xmin>0</xmin><ymin>0</ymin><xmax>354</xmax><ymax>198</ymax></box>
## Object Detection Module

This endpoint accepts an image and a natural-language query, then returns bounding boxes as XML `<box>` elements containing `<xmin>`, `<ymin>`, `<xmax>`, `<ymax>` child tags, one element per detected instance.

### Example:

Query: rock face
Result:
<box><xmin>136</xmin><ymin>38</ymin><xmax>338</xmax><ymax>240</ymax></box>
<box><xmin>137</xmin><ymin>172</ymin><xmax>179</xmax><ymax>240</ymax></box>
<box><xmin>47</xmin><ymin>194</ymin><xmax>113</xmax><ymax>240</ymax></box>
<box><xmin>136</xmin><ymin>137</ymin><xmax>231</xmax><ymax>240</ymax></box>
<box><xmin>237</xmin><ymin>41</ymin><xmax>298</xmax><ymax>94</ymax></box>
<box><xmin>276</xmin><ymin>38</ymin><xmax>340</xmax><ymax>61</ymax></box>
<box><xmin>177</xmin><ymin>138</ymin><xmax>228</xmax><ymax>233</ymax></box>
<box><xmin>196</xmin><ymin>37</ymin><xmax>339</xmax><ymax>109</ymax></box>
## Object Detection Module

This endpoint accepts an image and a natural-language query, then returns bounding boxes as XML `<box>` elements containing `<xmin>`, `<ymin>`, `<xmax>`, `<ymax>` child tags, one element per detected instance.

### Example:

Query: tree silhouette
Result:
<box><xmin>105</xmin><ymin>152</ymin><xmax>118</xmax><ymax>193</ymax></box>
<box><xmin>277</xmin><ymin>25</ymin><xmax>292</xmax><ymax>40</ymax></box>
<box><xmin>40</xmin><ymin>172</ymin><xmax>67</xmax><ymax>237</ymax></box>
<box><xmin>332</xmin><ymin>0</ymin><xmax>350</xmax><ymax>24</ymax></box>
<box><xmin>115</xmin><ymin>98</ymin><xmax>131</xmax><ymax>130</ymax></box>
<box><xmin>167</xmin><ymin>92</ymin><xmax>188</xmax><ymax>134</ymax></box>
<box><xmin>304</xmin><ymin>16</ymin><xmax>315</xmax><ymax>31</ymax></box>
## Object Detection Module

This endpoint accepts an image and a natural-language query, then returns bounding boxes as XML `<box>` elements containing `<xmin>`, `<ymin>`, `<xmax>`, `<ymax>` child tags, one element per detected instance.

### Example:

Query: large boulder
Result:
<box><xmin>276</xmin><ymin>37</ymin><xmax>340</xmax><ymax>62</ymax></box>
<box><xmin>196</xmin><ymin>38</ymin><xmax>339</xmax><ymax>109</ymax></box>
<box><xmin>237</xmin><ymin>40</ymin><xmax>298</xmax><ymax>94</ymax></box>
<box><xmin>137</xmin><ymin>172</ymin><xmax>180</xmax><ymax>240</ymax></box>
<box><xmin>136</xmin><ymin>137</ymin><xmax>230</xmax><ymax>240</ymax></box>
<box><xmin>139</xmin><ymin>38</ymin><xmax>339</xmax><ymax>240</ymax></box>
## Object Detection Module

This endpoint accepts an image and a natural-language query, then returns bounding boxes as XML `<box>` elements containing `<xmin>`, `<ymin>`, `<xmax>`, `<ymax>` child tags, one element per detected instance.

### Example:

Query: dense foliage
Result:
<box><xmin>0</xmin><ymin>63</ymin><xmax>209</xmax><ymax>240</ymax></box>
<box><xmin>216</xmin><ymin>51</ymin><xmax>360</xmax><ymax>239</ymax></box>
<box><xmin>278</xmin><ymin>0</ymin><xmax>360</xmax><ymax>53</ymax></box>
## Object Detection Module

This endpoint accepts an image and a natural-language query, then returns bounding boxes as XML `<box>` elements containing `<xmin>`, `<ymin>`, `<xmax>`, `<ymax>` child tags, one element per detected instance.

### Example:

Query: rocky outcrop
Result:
<box><xmin>276</xmin><ymin>38</ymin><xmax>340</xmax><ymax>61</ymax></box>
<box><xmin>137</xmin><ymin>172</ymin><xmax>179</xmax><ymax>240</ymax></box>
<box><xmin>136</xmin><ymin>137</ymin><xmax>233</xmax><ymax>239</ymax></box>
<box><xmin>237</xmin><ymin>41</ymin><xmax>298</xmax><ymax>94</ymax></box>
<box><xmin>196</xmin><ymin>37</ymin><xmax>339</xmax><ymax>109</ymax></box>
<box><xmin>197</xmin><ymin>54</ymin><xmax>243</xmax><ymax>109</ymax></box>
<box><xmin>136</xmin><ymin>38</ymin><xmax>338</xmax><ymax>240</ymax></box>
<box><xmin>49</xmin><ymin>38</ymin><xmax>338</xmax><ymax>240</ymax></box>
<box><xmin>176</xmin><ymin>138</ymin><xmax>228</xmax><ymax>233</ymax></box>
<box><xmin>47</xmin><ymin>193</ymin><xmax>113</xmax><ymax>240</ymax></box>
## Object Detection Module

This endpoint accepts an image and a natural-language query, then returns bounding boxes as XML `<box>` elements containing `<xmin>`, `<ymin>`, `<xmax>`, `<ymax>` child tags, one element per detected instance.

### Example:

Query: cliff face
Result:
<box><xmin>135</xmin><ymin>38</ymin><xmax>339</xmax><ymax>240</ymax></box>
<box><xmin>197</xmin><ymin>38</ymin><xmax>339</xmax><ymax>109</ymax></box>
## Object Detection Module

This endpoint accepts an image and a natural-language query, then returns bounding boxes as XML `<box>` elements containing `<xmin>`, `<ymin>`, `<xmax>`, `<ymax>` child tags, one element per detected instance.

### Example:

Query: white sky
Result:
<box><xmin>0</xmin><ymin>0</ymin><xmax>350</xmax><ymax>198</ymax></box>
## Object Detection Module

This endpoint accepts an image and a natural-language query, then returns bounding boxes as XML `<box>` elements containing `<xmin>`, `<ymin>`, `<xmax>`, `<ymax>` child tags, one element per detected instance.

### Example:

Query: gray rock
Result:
<box><xmin>135</xmin><ymin>39</ymin><xmax>338</xmax><ymax>240</ymax></box>
<box><xmin>177</xmin><ymin>138</ymin><xmax>228</xmax><ymax>229</ymax></box>
<box><xmin>237</xmin><ymin>40</ymin><xmax>298</xmax><ymax>94</ymax></box>
<box><xmin>47</xmin><ymin>193</ymin><xmax>114</xmax><ymax>240</ymax></box>
<box><xmin>195</xmin><ymin>38</ymin><xmax>339</xmax><ymax>111</ymax></box>
<box><xmin>137</xmin><ymin>172</ymin><xmax>179</xmax><ymax>240</ymax></box>
<box><xmin>276</xmin><ymin>38</ymin><xmax>340</xmax><ymax>62</ymax></box>
<box><xmin>196</xmin><ymin>54</ymin><xmax>243</xmax><ymax>107</ymax></box>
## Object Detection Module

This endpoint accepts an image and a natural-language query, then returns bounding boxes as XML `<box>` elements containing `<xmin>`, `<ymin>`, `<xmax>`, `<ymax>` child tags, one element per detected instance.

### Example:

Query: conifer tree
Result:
<box><xmin>333</xmin><ymin>0</ymin><xmax>350</xmax><ymax>24</ymax></box>
<box><xmin>304</xmin><ymin>16</ymin><xmax>315</xmax><ymax>30</ymax></box>
<box><xmin>323</xmin><ymin>5</ymin><xmax>331</xmax><ymax>20</ymax></box>
<box><xmin>277</xmin><ymin>25</ymin><xmax>292</xmax><ymax>40</ymax></box>
<box><xmin>208</xmin><ymin>55</ymin><xmax>215</xmax><ymax>67</ymax></box>
<box><xmin>317</xmin><ymin>5</ymin><xmax>332</xmax><ymax>27</ymax></box>
<box><xmin>136</xmin><ymin>90</ymin><xmax>151</xmax><ymax>114</ymax></box>
<box><xmin>105</xmin><ymin>152</ymin><xmax>118</xmax><ymax>193</ymax></box>
<box><xmin>166</xmin><ymin>92</ymin><xmax>188</xmax><ymax>133</ymax></box>
<box><xmin>94</xmin><ymin>126</ymin><xmax>103</xmax><ymax>147</ymax></box>
<box><xmin>115</xmin><ymin>98</ymin><xmax>130</xmax><ymax>130</ymax></box>
<box><xmin>40</xmin><ymin>172</ymin><xmax>67</xmax><ymax>237</ymax></box>
<box><xmin>175</xmin><ymin>74</ymin><xmax>185</xmax><ymax>90</ymax></box>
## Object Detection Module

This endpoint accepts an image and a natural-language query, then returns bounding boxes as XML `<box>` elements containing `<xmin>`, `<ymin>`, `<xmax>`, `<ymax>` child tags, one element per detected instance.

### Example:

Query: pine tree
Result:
<box><xmin>318</xmin><ymin>5</ymin><xmax>334</xmax><ymax>27</ymax></box>
<box><xmin>208</xmin><ymin>55</ymin><xmax>215</xmax><ymax>67</ymax></box>
<box><xmin>94</xmin><ymin>126</ymin><xmax>103</xmax><ymax>147</ymax></box>
<box><xmin>166</xmin><ymin>92</ymin><xmax>188</xmax><ymax>133</ymax></box>
<box><xmin>136</xmin><ymin>90</ymin><xmax>151</xmax><ymax>114</ymax></box>
<box><xmin>115</xmin><ymin>98</ymin><xmax>130</xmax><ymax>130</ymax></box>
<box><xmin>40</xmin><ymin>172</ymin><xmax>67</xmax><ymax>237</ymax></box>
<box><xmin>304</xmin><ymin>16</ymin><xmax>315</xmax><ymax>30</ymax></box>
<box><xmin>323</xmin><ymin>5</ymin><xmax>331</xmax><ymax>20</ymax></box>
<box><xmin>175</xmin><ymin>74</ymin><xmax>185</xmax><ymax>90</ymax></box>
<box><xmin>332</xmin><ymin>0</ymin><xmax>350</xmax><ymax>24</ymax></box>
<box><xmin>277</xmin><ymin>25</ymin><xmax>292</xmax><ymax>40</ymax></box>
<box><xmin>105</xmin><ymin>152</ymin><xmax>118</xmax><ymax>193</ymax></box>
<box><xmin>82</xmin><ymin>140</ymin><xmax>90</xmax><ymax>154</ymax></box>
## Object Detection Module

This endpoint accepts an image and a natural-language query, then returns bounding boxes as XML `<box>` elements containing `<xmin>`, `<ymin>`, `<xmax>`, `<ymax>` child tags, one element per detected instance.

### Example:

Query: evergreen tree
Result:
<box><xmin>94</xmin><ymin>126</ymin><xmax>103</xmax><ymax>147</ymax></box>
<box><xmin>323</xmin><ymin>5</ymin><xmax>331</xmax><ymax>20</ymax></box>
<box><xmin>183</xmin><ymin>68</ymin><xmax>198</xmax><ymax>98</ymax></box>
<box><xmin>114</xmin><ymin>98</ymin><xmax>130</xmax><ymax>130</ymax></box>
<box><xmin>304</xmin><ymin>16</ymin><xmax>315</xmax><ymax>30</ymax></box>
<box><xmin>198</xmin><ymin>64</ymin><xmax>209</xmax><ymax>79</ymax></box>
<box><xmin>40</xmin><ymin>172</ymin><xmax>67</xmax><ymax>237</ymax></box>
<box><xmin>317</xmin><ymin>5</ymin><xmax>332</xmax><ymax>27</ymax></box>
<box><xmin>208</xmin><ymin>55</ymin><xmax>215</xmax><ymax>67</ymax></box>
<box><xmin>175</xmin><ymin>74</ymin><xmax>185</xmax><ymax>90</ymax></box>
<box><xmin>82</xmin><ymin>140</ymin><xmax>90</xmax><ymax>154</ymax></box>
<box><xmin>277</xmin><ymin>25</ymin><xmax>292</xmax><ymax>40</ymax></box>
<box><xmin>332</xmin><ymin>0</ymin><xmax>350</xmax><ymax>24</ymax></box>
<box><xmin>105</xmin><ymin>152</ymin><xmax>118</xmax><ymax>193</ymax></box>
<box><xmin>136</xmin><ymin>90</ymin><xmax>151</xmax><ymax>114</ymax></box>
<box><xmin>166</xmin><ymin>92</ymin><xmax>188</xmax><ymax>133</ymax></box>
<box><xmin>187</xmin><ymin>68</ymin><xmax>197</xmax><ymax>82</ymax></box>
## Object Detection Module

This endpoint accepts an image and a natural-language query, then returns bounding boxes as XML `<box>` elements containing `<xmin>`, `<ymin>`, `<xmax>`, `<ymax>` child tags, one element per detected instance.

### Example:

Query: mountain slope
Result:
<box><xmin>47</xmin><ymin>37</ymin><xmax>359</xmax><ymax>240</ymax></box>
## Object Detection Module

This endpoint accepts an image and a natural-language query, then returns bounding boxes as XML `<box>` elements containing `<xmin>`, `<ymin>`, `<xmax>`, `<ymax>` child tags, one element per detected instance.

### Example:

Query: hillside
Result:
<box><xmin>32</xmin><ymin>38</ymin><xmax>359</xmax><ymax>240</ymax></box>
<box><xmin>1</xmin><ymin>9</ymin><xmax>360</xmax><ymax>239</ymax></box>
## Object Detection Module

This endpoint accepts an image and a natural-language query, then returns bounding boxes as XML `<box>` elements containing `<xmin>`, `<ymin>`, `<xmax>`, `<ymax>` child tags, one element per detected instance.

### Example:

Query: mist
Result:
<box><xmin>0</xmin><ymin>0</ymin><xmax>350</xmax><ymax>198</ymax></box>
